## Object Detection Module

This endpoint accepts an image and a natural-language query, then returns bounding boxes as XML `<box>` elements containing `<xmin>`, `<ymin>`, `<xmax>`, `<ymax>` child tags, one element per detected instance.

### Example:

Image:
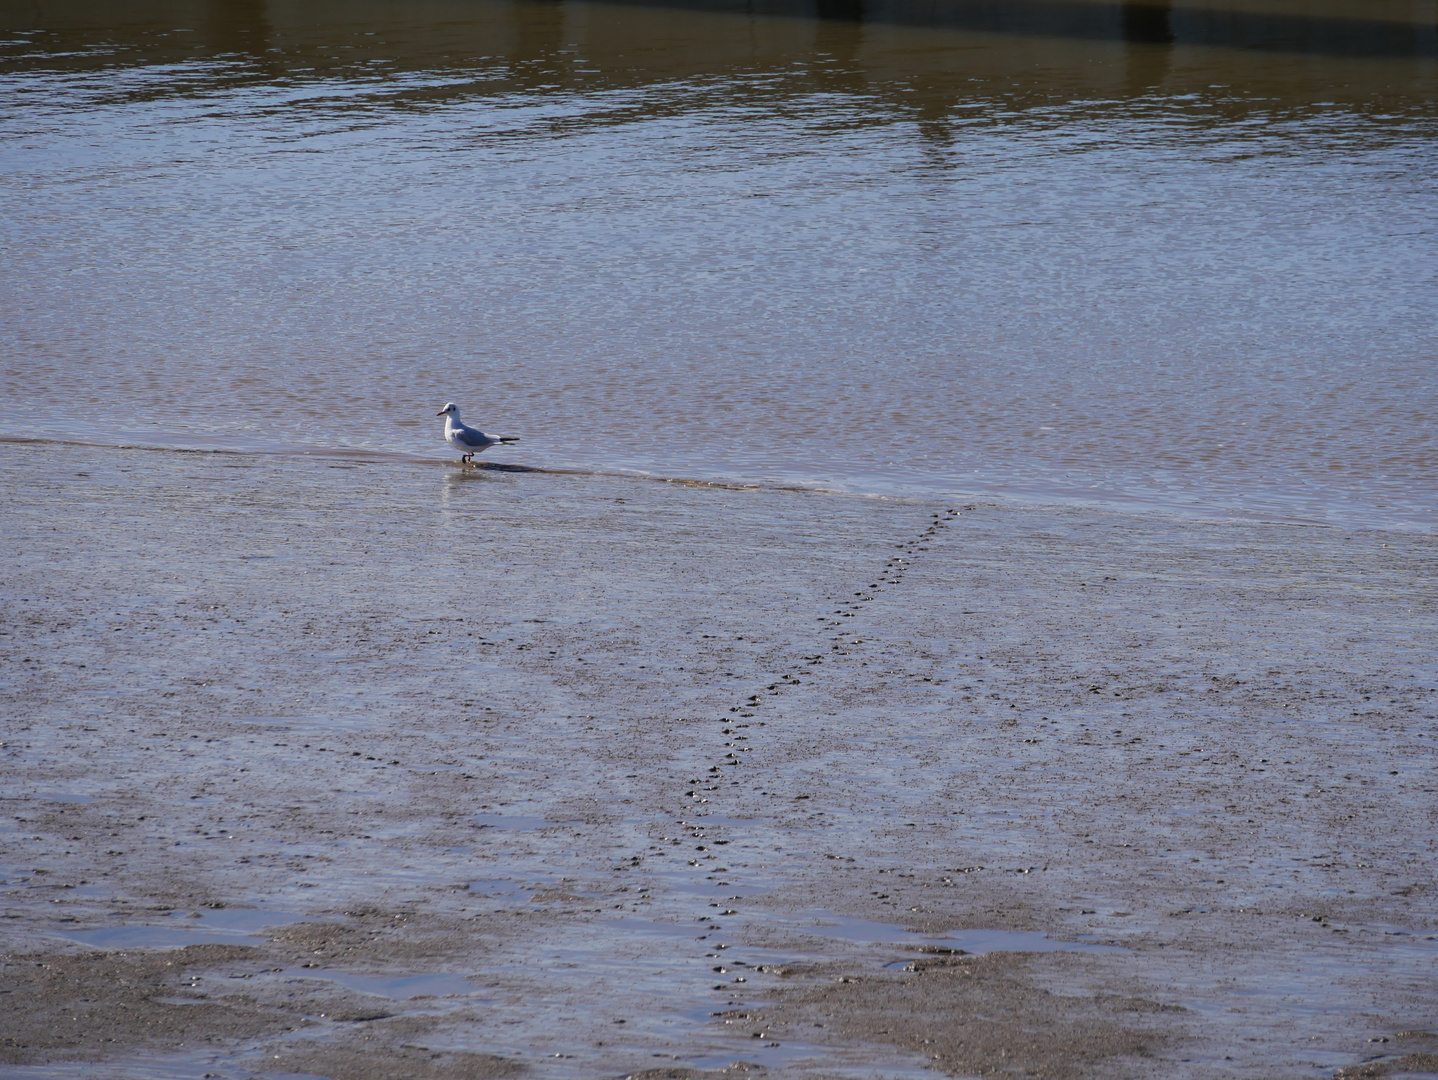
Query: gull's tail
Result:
<box><xmin>499</xmin><ymin>436</ymin><xmax>520</xmax><ymax>444</ymax></box>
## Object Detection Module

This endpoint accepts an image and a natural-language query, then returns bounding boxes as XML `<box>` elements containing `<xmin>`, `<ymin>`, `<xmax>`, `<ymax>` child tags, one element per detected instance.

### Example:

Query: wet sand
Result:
<box><xmin>1</xmin><ymin>439</ymin><xmax>1436</xmax><ymax>1079</ymax></box>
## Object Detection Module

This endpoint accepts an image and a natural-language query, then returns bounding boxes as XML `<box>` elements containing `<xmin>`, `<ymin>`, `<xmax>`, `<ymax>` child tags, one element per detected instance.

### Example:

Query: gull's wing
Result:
<box><xmin>453</xmin><ymin>424</ymin><xmax>497</xmax><ymax>448</ymax></box>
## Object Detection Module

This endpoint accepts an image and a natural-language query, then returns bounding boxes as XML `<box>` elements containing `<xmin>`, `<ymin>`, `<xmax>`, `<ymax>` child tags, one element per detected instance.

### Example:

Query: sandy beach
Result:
<box><xmin>2</xmin><ymin>439</ymin><xmax>1434</xmax><ymax>1079</ymax></box>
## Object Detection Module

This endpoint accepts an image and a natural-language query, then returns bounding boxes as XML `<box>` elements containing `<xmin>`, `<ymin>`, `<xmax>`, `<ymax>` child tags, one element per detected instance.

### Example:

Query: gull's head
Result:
<box><xmin>437</xmin><ymin>402</ymin><xmax>459</xmax><ymax>417</ymax></box>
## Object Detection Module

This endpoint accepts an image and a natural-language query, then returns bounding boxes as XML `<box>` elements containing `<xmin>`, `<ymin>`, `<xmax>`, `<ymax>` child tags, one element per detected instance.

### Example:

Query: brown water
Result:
<box><xmin>2</xmin><ymin>0</ymin><xmax>1435</xmax><ymax>528</ymax></box>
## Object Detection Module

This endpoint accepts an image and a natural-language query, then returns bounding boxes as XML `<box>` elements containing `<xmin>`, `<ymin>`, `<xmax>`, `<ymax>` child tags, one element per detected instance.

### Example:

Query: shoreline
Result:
<box><xmin>2</xmin><ymin>439</ymin><xmax>1435</xmax><ymax>1079</ymax></box>
<box><xmin>1</xmin><ymin>432</ymin><xmax>1429</xmax><ymax>537</ymax></box>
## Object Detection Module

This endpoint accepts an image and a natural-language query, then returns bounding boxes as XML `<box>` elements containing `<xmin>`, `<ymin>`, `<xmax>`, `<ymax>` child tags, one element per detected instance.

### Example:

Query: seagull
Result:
<box><xmin>437</xmin><ymin>402</ymin><xmax>519</xmax><ymax>464</ymax></box>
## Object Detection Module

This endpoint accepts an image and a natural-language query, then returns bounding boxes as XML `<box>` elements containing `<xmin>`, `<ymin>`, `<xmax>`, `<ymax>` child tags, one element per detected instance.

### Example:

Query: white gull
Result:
<box><xmin>437</xmin><ymin>402</ymin><xmax>519</xmax><ymax>464</ymax></box>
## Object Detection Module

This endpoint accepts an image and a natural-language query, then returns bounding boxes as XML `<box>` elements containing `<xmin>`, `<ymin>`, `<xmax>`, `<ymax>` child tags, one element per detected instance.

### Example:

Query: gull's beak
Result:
<box><xmin>436</xmin><ymin>409</ymin><xmax>447</xmax><ymax>416</ymax></box>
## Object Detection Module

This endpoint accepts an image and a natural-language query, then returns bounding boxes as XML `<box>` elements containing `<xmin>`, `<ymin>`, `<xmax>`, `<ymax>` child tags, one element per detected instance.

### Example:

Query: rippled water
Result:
<box><xmin>2</xmin><ymin>0</ymin><xmax>1435</xmax><ymax>527</ymax></box>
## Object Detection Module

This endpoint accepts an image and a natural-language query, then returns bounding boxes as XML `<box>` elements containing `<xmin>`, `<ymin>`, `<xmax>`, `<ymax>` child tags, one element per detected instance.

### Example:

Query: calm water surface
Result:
<box><xmin>2</xmin><ymin>0</ymin><xmax>1435</xmax><ymax>527</ymax></box>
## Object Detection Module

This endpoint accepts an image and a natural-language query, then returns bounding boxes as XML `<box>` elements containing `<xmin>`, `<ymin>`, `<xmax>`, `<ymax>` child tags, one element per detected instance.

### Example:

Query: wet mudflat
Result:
<box><xmin>2</xmin><ymin>441</ymin><xmax>1436</xmax><ymax>1079</ymax></box>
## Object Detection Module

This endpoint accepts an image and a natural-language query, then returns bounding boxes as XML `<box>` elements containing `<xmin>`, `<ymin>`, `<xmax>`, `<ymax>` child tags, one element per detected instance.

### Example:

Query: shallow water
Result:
<box><xmin>795</xmin><ymin>911</ymin><xmax>1124</xmax><ymax>953</ymax></box>
<box><xmin>48</xmin><ymin>904</ymin><xmax>314</xmax><ymax>948</ymax></box>
<box><xmin>2</xmin><ymin>0</ymin><xmax>1435</xmax><ymax>528</ymax></box>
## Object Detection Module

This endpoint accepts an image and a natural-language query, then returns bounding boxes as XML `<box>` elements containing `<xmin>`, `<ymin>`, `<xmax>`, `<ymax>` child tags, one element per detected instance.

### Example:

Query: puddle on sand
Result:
<box><xmin>0</xmin><ymin>868</ymin><xmax>50</xmax><ymax>888</ymax></box>
<box><xmin>473</xmin><ymin>812</ymin><xmax>586</xmax><ymax>830</ymax></box>
<box><xmin>802</xmin><ymin>914</ymin><xmax>1125</xmax><ymax>956</ymax></box>
<box><xmin>47</xmin><ymin>905</ymin><xmax>313</xmax><ymax>950</ymax></box>
<box><xmin>237</xmin><ymin>715</ymin><xmax>386</xmax><ymax>731</ymax></box>
<box><xmin>684</xmin><ymin>1039</ymin><xmax>938</xmax><ymax>1080</ymax></box>
<box><xmin>52</xmin><ymin>925</ymin><xmax>266</xmax><ymax>949</ymax></box>
<box><xmin>467</xmin><ymin>877</ymin><xmax>535</xmax><ymax>900</ymax></box>
<box><xmin>0</xmin><ymin>1043</ymin><xmax>340</xmax><ymax>1080</ymax></box>
<box><xmin>0</xmin><ymin>1053</ymin><xmax>284</xmax><ymax>1080</ymax></box>
<box><xmin>191</xmin><ymin>907</ymin><xmax>316</xmax><ymax>934</ymax></box>
<box><xmin>283</xmin><ymin>967</ymin><xmax>483</xmax><ymax>999</ymax></box>
<box><xmin>1171</xmin><ymin>922</ymin><xmax>1438</xmax><ymax>1033</ymax></box>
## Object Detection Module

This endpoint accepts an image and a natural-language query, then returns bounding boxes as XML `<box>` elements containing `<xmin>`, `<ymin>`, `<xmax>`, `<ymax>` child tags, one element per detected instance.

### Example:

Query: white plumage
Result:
<box><xmin>437</xmin><ymin>402</ymin><xmax>519</xmax><ymax>463</ymax></box>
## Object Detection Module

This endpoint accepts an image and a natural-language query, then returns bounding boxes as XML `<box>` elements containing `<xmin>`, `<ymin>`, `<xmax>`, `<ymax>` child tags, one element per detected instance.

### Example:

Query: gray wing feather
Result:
<box><xmin>455</xmin><ymin>426</ymin><xmax>495</xmax><ymax>447</ymax></box>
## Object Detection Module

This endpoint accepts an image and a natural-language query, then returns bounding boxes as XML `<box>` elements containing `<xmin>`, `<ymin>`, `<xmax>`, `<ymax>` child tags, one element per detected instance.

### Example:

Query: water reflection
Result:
<box><xmin>204</xmin><ymin>0</ymin><xmax>272</xmax><ymax>55</ymax></box>
<box><xmin>611</xmin><ymin>0</ymin><xmax>1433</xmax><ymax>57</ymax></box>
<box><xmin>2</xmin><ymin>0</ymin><xmax>1431</xmax><ymax>123</ymax></box>
<box><xmin>1122</xmin><ymin>0</ymin><xmax>1174</xmax><ymax>88</ymax></box>
<box><xmin>3</xmin><ymin>0</ymin><xmax>1434</xmax><ymax>82</ymax></box>
<box><xmin>1121</xmin><ymin>0</ymin><xmax>1175</xmax><ymax>46</ymax></box>
<box><xmin>815</xmin><ymin>0</ymin><xmax>866</xmax><ymax>23</ymax></box>
<box><xmin>514</xmin><ymin>0</ymin><xmax>565</xmax><ymax>65</ymax></box>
